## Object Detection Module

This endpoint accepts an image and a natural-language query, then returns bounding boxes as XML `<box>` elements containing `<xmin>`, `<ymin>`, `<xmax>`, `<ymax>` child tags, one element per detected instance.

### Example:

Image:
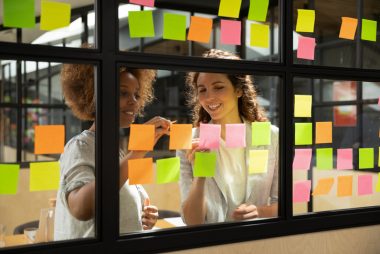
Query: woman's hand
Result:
<box><xmin>142</xmin><ymin>198</ymin><xmax>158</xmax><ymax>230</ymax></box>
<box><xmin>144</xmin><ymin>116</ymin><xmax>171</xmax><ymax>145</ymax></box>
<box><xmin>185</xmin><ymin>138</ymin><xmax>209</xmax><ymax>164</ymax></box>
<box><xmin>231</xmin><ymin>203</ymin><xmax>259</xmax><ymax>221</ymax></box>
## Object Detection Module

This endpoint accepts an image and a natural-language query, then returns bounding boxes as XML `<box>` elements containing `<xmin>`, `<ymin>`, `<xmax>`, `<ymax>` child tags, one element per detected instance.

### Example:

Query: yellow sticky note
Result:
<box><xmin>294</xmin><ymin>95</ymin><xmax>312</xmax><ymax>117</ymax></box>
<box><xmin>312</xmin><ymin>177</ymin><xmax>334</xmax><ymax>195</ymax></box>
<box><xmin>337</xmin><ymin>175</ymin><xmax>353</xmax><ymax>197</ymax></box>
<box><xmin>218</xmin><ymin>0</ymin><xmax>242</xmax><ymax>18</ymax></box>
<box><xmin>128</xmin><ymin>158</ymin><xmax>154</xmax><ymax>185</ymax></box>
<box><xmin>296</xmin><ymin>9</ymin><xmax>315</xmax><ymax>33</ymax></box>
<box><xmin>315</xmin><ymin>122</ymin><xmax>332</xmax><ymax>144</ymax></box>
<box><xmin>34</xmin><ymin>125</ymin><xmax>65</xmax><ymax>155</ymax></box>
<box><xmin>40</xmin><ymin>0</ymin><xmax>71</xmax><ymax>31</ymax></box>
<box><xmin>249</xmin><ymin>150</ymin><xmax>269</xmax><ymax>174</ymax></box>
<box><xmin>30</xmin><ymin>162</ymin><xmax>60</xmax><ymax>191</ymax></box>
<box><xmin>250</xmin><ymin>23</ymin><xmax>269</xmax><ymax>48</ymax></box>
<box><xmin>375</xmin><ymin>173</ymin><xmax>380</xmax><ymax>192</ymax></box>
<box><xmin>169</xmin><ymin>124</ymin><xmax>192</xmax><ymax>150</ymax></box>
<box><xmin>128</xmin><ymin>124</ymin><xmax>155</xmax><ymax>151</ymax></box>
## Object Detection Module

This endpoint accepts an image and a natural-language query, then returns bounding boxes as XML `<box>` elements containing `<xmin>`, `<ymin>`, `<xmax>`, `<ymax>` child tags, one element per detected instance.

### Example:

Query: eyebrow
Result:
<box><xmin>197</xmin><ymin>81</ymin><xmax>224</xmax><ymax>88</ymax></box>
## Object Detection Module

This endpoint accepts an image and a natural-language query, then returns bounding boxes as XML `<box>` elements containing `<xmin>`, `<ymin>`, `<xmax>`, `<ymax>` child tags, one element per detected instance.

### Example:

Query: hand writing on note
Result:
<box><xmin>185</xmin><ymin>138</ymin><xmax>210</xmax><ymax>165</ymax></box>
<box><xmin>231</xmin><ymin>203</ymin><xmax>259</xmax><ymax>221</ymax></box>
<box><xmin>142</xmin><ymin>197</ymin><xmax>158</xmax><ymax>230</ymax></box>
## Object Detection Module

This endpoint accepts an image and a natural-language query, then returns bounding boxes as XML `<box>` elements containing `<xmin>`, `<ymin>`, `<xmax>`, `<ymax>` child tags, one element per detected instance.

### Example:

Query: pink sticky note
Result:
<box><xmin>358</xmin><ymin>174</ymin><xmax>373</xmax><ymax>196</ymax></box>
<box><xmin>225</xmin><ymin>123</ymin><xmax>246</xmax><ymax>148</ymax></box>
<box><xmin>199</xmin><ymin>123</ymin><xmax>221</xmax><ymax>149</ymax></box>
<box><xmin>129</xmin><ymin>0</ymin><xmax>155</xmax><ymax>7</ymax></box>
<box><xmin>293</xmin><ymin>180</ymin><xmax>311</xmax><ymax>203</ymax></box>
<box><xmin>293</xmin><ymin>149</ymin><xmax>312</xmax><ymax>170</ymax></box>
<box><xmin>337</xmin><ymin>148</ymin><xmax>353</xmax><ymax>170</ymax></box>
<box><xmin>378</xmin><ymin>96</ymin><xmax>380</xmax><ymax>106</ymax></box>
<box><xmin>297</xmin><ymin>36</ymin><xmax>316</xmax><ymax>60</ymax></box>
<box><xmin>220</xmin><ymin>19</ymin><xmax>241</xmax><ymax>45</ymax></box>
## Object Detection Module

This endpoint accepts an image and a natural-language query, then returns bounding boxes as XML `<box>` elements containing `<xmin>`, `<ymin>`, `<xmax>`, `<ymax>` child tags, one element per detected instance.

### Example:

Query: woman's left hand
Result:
<box><xmin>142</xmin><ymin>198</ymin><xmax>159</xmax><ymax>230</ymax></box>
<box><xmin>231</xmin><ymin>203</ymin><xmax>259</xmax><ymax>221</ymax></box>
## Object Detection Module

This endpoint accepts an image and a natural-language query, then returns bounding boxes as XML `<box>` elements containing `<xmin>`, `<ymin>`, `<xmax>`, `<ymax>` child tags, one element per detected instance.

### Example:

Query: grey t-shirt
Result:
<box><xmin>54</xmin><ymin>130</ymin><xmax>147</xmax><ymax>240</ymax></box>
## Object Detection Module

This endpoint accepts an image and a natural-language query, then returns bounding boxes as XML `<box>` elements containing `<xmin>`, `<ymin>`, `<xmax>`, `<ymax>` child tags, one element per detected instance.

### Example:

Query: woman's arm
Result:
<box><xmin>182</xmin><ymin>177</ymin><xmax>207</xmax><ymax>225</ymax></box>
<box><xmin>257</xmin><ymin>203</ymin><xmax>278</xmax><ymax>218</ymax></box>
<box><xmin>67</xmin><ymin>181</ymin><xmax>95</xmax><ymax>221</ymax></box>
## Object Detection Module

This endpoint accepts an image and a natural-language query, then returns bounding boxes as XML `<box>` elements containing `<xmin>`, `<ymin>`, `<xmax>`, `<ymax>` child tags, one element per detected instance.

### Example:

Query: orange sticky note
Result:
<box><xmin>315</xmin><ymin>122</ymin><xmax>332</xmax><ymax>144</ymax></box>
<box><xmin>337</xmin><ymin>175</ymin><xmax>353</xmax><ymax>197</ymax></box>
<box><xmin>339</xmin><ymin>17</ymin><xmax>358</xmax><ymax>40</ymax></box>
<box><xmin>128</xmin><ymin>124</ymin><xmax>155</xmax><ymax>151</ymax></box>
<box><xmin>312</xmin><ymin>177</ymin><xmax>334</xmax><ymax>195</ymax></box>
<box><xmin>128</xmin><ymin>158</ymin><xmax>153</xmax><ymax>185</ymax></box>
<box><xmin>187</xmin><ymin>16</ymin><xmax>213</xmax><ymax>43</ymax></box>
<box><xmin>34</xmin><ymin>125</ymin><xmax>65</xmax><ymax>154</ymax></box>
<box><xmin>169</xmin><ymin>124</ymin><xmax>192</xmax><ymax>150</ymax></box>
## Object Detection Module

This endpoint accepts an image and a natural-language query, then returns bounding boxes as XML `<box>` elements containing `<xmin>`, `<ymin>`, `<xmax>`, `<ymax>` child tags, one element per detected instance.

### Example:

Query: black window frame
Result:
<box><xmin>1</xmin><ymin>0</ymin><xmax>380</xmax><ymax>253</ymax></box>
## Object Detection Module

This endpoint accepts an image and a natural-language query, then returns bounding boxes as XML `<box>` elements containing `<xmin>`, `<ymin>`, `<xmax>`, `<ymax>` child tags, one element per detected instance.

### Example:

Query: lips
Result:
<box><xmin>207</xmin><ymin>103</ymin><xmax>221</xmax><ymax>111</ymax></box>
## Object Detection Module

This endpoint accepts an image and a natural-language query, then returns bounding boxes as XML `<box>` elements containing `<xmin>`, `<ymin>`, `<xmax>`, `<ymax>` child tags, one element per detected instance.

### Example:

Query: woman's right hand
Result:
<box><xmin>143</xmin><ymin>116</ymin><xmax>171</xmax><ymax>145</ymax></box>
<box><xmin>185</xmin><ymin>138</ymin><xmax>209</xmax><ymax>164</ymax></box>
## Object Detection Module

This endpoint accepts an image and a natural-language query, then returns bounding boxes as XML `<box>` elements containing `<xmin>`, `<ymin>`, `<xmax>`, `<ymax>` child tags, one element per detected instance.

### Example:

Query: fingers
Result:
<box><xmin>144</xmin><ymin>197</ymin><xmax>150</xmax><ymax>207</ymax></box>
<box><xmin>142</xmin><ymin>207</ymin><xmax>158</xmax><ymax>230</ymax></box>
<box><xmin>232</xmin><ymin>204</ymin><xmax>259</xmax><ymax>220</ymax></box>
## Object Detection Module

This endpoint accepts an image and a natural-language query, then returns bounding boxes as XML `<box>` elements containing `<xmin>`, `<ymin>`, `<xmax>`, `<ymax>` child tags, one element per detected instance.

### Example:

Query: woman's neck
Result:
<box><xmin>88</xmin><ymin>123</ymin><xmax>96</xmax><ymax>132</ymax></box>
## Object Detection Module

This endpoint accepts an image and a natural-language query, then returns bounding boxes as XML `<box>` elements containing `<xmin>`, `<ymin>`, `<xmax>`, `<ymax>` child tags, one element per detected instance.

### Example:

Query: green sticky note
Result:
<box><xmin>40</xmin><ymin>0</ymin><xmax>71</xmax><ymax>31</ymax></box>
<box><xmin>3</xmin><ymin>0</ymin><xmax>35</xmax><ymax>28</ymax></box>
<box><xmin>218</xmin><ymin>0</ymin><xmax>242</xmax><ymax>18</ymax></box>
<box><xmin>193</xmin><ymin>152</ymin><xmax>216</xmax><ymax>177</ymax></box>
<box><xmin>359</xmin><ymin>148</ymin><xmax>374</xmax><ymax>169</ymax></box>
<box><xmin>0</xmin><ymin>164</ymin><xmax>20</xmax><ymax>194</ymax></box>
<box><xmin>250</xmin><ymin>23</ymin><xmax>269</xmax><ymax>48</ymax></box>
<box><xmin>30</xmin><ymin>161</ymin><xmax>60</xmax><ymax>191</ymax></box>
<box><xmin>316</xmin><ymin>148</ymin><xmax>333</xmax><ymax>170</ymax></box>
<box><xmin>249</xmin><ymin>149</ymin><xmax>269</xmax><ymax>174</ymax></box>
<box><xmin>128</xmin><ymin>11</ymin><xmax>155</xmax><ymax>38</ymax></box>
<box><xmin>156</xmin><ymin>157</ymin><xmax>180</xmax><ymax>184</ymax></box>
<box><xmin>252</xmin><ymin>122</ymin><xmax>271</xmax><ymax>146</ymax></box>
<box><xmin>376</xmin><ymin>173</ymin><xmax>380</xmax><ymax>192</ymax></box>
<box><xmin>248</xmin><ymin>0</ymin><xmax>269</xmax><ymax>22</ymax></box>
<box><xmin>295</xmin><ymin>123</ymin><xmax>312</xmax><ymax>145</ymax></box>
<box><xmin>296</xmin><ymin>9</ymin><xmax>315</xmax><ymax>33</ymax></box>
<box><xmin>361</xmin><ymin>19</ymin><xmax>377</xmax><ymax>42</ymax></box>
<box><xmin>163</xmin><ymin>13</ymin><xmax>187</xmax><ymax>41</ymax></box>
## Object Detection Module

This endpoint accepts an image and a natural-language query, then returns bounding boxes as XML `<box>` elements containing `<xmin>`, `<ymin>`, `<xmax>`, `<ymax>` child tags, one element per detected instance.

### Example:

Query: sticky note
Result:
<box><xmin>129</xmin><ymin>0</ymin><xmax>155</xmax><ymax>7</ymax></box>
<box><xmin>128</xmin><ymin>124</ymin><xmax>155</xmax><ymax>151</ymax></box>
<box><xmin>218</xmin><ymin>0</ymin><xmax>242</xmax><ymax>18</ymax></box>
<box><xmin>376</xmin><ymin>173</ymin><xmax>380</xmax><ymax>192</ymax></box>
<box><xmin>34</xmin><ymin>125</ymin><xmax>65</xmax><ymax>155</ymax></box>
<box><xmin>339</xmin><ymin>17</ymin><xmax>358</xmax><ymax>40</ymax></box>
<box><xmin>294</xmin><ymin>95</ymin><xmax>312</xmax><ymax>117</ymax></box>
<box><xmin>337</xmin><ymin>175</ymin><xmax>353</xmax><ymax>197</ymax></box>
<box><xmin>292</xmin><ymin>148</ymin><xmax>312</xmax><ymax>170</ymax></box>
<box><xmin>316</xmin><ymin>148</ymin><xmax>333</xmax><ymax>170</ymax></box>
<box><xmin>187</xmin><ymin>16</ymin><xmax>213</xmax><ymax>43</ymax></box>
<box><xmin>40</xmin><ymin>0</ymin><xmax>71</xmax><ymax>31</ymax></box>
<box><xmin>199</xmin><ymin>123</ymin><xmax>221</xmax><ymax>149</ymax></box>
<box><xmin>252</xmin><ymin>122</ymin><xmax>271</xmax><ymax>146</ymax></box>
<box><xmin>220</xmin><ymin>19</ymin><xmax>241</xmax><ymax>45</ymax></box>
<box><xmin>225</xmin><ymin>123</ymin><xmax>246</xmax><ymax>148</ymax></box>
<box><xmin>156</xmin><ymin>157</ymin><xmax>180</xmax><ymax>184</ymax></box>
<box><xmin>248</xmin><ymin>0</ymin><xmax>269</xmax><ymax>22</ymax></box>
<box><xmin>297</xmin><ymin>36</ymin><xmax>316</xmax><ymax>60</ymax></box>
<box><xmin>293</xmin><ymin>180</ymin><xmax>311</xmax><ymax>203</ymax></box>
<box><xmin>250</xmin><ymin>23</ymin><xmax>269</xmax><ymax>48</ymax></box>
<box><xmin>312</xmin><ymin>177</ymin><xmax>334</xmax><ymax>196</ymax></box>
<box><xmin>296</xmin><ymin>9</ymin><xmax>315</xmax><ymax>33</ymax></box>
<box><xmin>3</xmin><ymin>0</ymin><xmax>35</xmax><ymax>28</ymax></box>
<box><xmin>358</xmin><ymin>174</ymin><xmax>373</xmax><ymax>196</ymax></box>
<box><xmin>249</xmin><ymin>149</ymin><xmax>269</xmax><ymax>174</ymax></box>
<box><xmin>163</xmin><ymin>13</ymin><xmax>187</xmax><ymax>41</ymax></box>
<box><xmin>169</xmin><ymin>124</ymin><xmax>192</xmax><ymax>150</ymax></box>
<box><xmin>128</xmin><ymin>11</ymin><xmax>155</xmax><ymax>38</ymax></box>
<box><xmin>193</xmin><ymin>152</ymin><xmax>217</xmax><ymax>177</ymax></box>
<box><xmin>361</xmin><ymin>19</ymin><xmax>377</xmax><ymax>42</ymax></box>
<box><xmin>315</xmin><ymin>122</ymin><xmax>332</xmax><ymax>144</ymax></box>
<box><xmin>294</xmin><ymin>123</ymin><xmax>312</xmax><ymax>145</ymax></box>
<box><xmin>128</xmin><ymin>158</ymin><xmax>153</xmax><ymax>185</ymax></box>
<box><xmin>359</xmin><ymin>148</ymin><xmax>374</xmax><ymax>169</ymax></box>
<box><xmin>0</xmin><ymin>164</ymin><xmax>20</xmax><ymax>194</ymax></box>
<box><xmin>30</xmin><ymin>162</ymin><xmax>60</xmax><ymax>191</ymax></box>
<box><xmin>337</xmin><ymin>148</ymin><xmax>353</xmax><ymax>170</ymax></box>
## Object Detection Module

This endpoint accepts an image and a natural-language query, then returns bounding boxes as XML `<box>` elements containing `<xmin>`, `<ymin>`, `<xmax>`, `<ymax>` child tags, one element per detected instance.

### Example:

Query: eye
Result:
<box><xmin>214</xmin><ymin>86</ymin><xmax>224</xmax><ymax>90</ymax></box>
<box><xmin>134</xmin><ymin>93</ymin><xmax>141</xmax><ymax>99</ymax></box>
<box><xmin>198</xmin><ymin>88</ymin><xmax>206</xmax><ymax>93</ymax></box>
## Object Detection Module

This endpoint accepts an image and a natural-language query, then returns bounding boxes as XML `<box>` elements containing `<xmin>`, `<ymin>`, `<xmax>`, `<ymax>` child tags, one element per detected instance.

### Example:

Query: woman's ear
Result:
<box><xmin>236</xmin><ymin>88</ymin><xmax>243</xmax><ymax>98</ymax></box>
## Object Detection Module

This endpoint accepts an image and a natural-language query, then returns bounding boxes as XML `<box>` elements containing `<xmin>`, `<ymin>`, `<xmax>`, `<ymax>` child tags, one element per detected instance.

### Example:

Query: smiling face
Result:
<box><xmin>196</xmin><ymin>72</ymin><xmax>242</xmax><ymax>125</ymax></box>
<box><xmin>119</xmin><ymin>71</ymin><xmax>141</xmax><ymax>128</ymax></box>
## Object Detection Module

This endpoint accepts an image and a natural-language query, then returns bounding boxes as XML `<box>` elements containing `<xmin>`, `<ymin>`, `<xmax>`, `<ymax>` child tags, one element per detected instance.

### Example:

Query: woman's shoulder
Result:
<box><xmin>63</xmin><ymin>130</ymin><xmax>95</xmax><ymax>155</ymax></box>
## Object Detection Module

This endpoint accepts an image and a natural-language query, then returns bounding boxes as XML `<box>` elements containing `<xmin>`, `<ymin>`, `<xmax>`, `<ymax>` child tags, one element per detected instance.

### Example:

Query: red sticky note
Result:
<box><xmin>220</xmin><ymin>19</ymin><xmax>241</xmax><ymax>45</ymax></box>
<box><xmin>225</xmin><ymin>123</ymin><xmax>246</xmax><ymax>148</ymax></box>
<box><xmin>34</xmin><ymin>125</ymin><xmax>65</xmax><ymax>154</ymax></box>
<box><xmin>297</xmin><ymin>36</ymin><xmax>316</xmax><ymax>60</ymax></box>
<box><xmin>128</xmin><ymin>158</ymin><xmax>154</xmax><ymax>185</ymax></box>
<box><xmin>358</xmin><ymin>174</ymin><xmax>373</xmax><ymax>196</ymax></box>
<box><xmin>293</xmin><ymin>148</ymin><xmax>312</xmax><ymax>170</ymax></box>
<box><xmin>337</xmin><ymin>148</ymin><xmax>353</xmax><ymax>170</ymax></box>
<box><xmin>293</xmin><ymin>180</ymin><xmax>311</xmax><ymax>203</ymax></box>
<box><xmin>129</xmin><ymin>0</ymin><xmax>155</xmax><ymax>7</ymax></box>
<box><xmin>199</xmin><ymin>123</ymin><xmax>221</xmax><ymax>149</ymax></box>
<box><xmin>187</xmin><ymin>16</ymin><xmax>213</xmax><ymax>43</ymax></box>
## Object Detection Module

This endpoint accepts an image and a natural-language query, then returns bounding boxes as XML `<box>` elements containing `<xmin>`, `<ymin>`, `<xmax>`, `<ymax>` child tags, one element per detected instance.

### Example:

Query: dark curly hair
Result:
<box><xmin>186</xmin><ymin>49</ymin><xmax>267</xmax><ymax>126</ymax></box>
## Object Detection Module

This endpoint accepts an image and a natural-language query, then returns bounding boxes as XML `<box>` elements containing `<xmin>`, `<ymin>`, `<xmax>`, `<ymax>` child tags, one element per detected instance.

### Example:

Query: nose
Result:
<box><xmin>127</xmin><ymin>94</ymin><xmax>138</xmax><ymax>105</ymax></box>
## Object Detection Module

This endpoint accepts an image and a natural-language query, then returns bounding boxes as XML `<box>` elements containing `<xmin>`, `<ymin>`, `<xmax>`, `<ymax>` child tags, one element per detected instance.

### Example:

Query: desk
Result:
<box><xmin>155</xmin><ymin>217</ymin><xmax>186</xmax><ymax>229</ymax></box>
<box><xmin>4</xmin><ymin>234</ymin><xmax>29</xmax><ymax>247</ymax></box>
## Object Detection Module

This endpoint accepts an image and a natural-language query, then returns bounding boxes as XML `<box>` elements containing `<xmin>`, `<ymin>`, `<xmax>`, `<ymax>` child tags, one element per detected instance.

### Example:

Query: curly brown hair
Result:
<box><xmin>186</xmin><ymin>49</ymin><xmax>267</xmax><ymax>126</ymax></box>
<box><xmin>60</xmin><ymin>64</ymin><xmax>156</xmax><ymax>121</ymax></box>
